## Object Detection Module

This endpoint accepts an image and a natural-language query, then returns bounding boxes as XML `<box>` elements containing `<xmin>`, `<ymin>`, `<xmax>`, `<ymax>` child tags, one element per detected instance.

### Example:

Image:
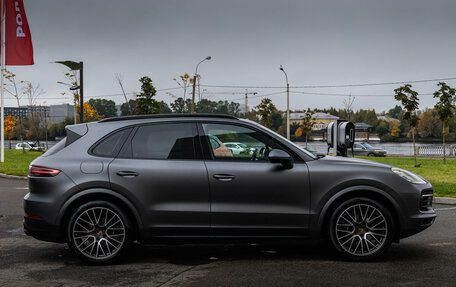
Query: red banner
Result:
<box><xmin>0</xmin><ymin>0</ymin><xmax>34</xmax><ymax>65</ymax></box>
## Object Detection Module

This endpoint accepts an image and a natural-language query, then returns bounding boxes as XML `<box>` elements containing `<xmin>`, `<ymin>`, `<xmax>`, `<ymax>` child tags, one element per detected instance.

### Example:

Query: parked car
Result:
<box><xmin>224</xmin><ymin>142</ymin><xmax>254</xmax><ymax>155</ymax></box>
<box><xmin>351</xmin><ymin>142</ymin><xmax>387</xmax><ymax>157</ymax></box>
<box><xmin>24</xmin><ymin>114</ymin><xmax>435</xmax><ymax>263</ymax></box>
<box><xmin>15</xmin><ymin>142</ymin><xmax>39</xmax><ymax>150</ymax></box>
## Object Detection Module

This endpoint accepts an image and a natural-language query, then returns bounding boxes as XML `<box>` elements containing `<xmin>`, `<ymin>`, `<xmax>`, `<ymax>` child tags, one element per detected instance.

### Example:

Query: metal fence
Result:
<box><xmin>417</xmin><ymin>145</ymin><xmax>455</xmax><ymax>156</ymax></box>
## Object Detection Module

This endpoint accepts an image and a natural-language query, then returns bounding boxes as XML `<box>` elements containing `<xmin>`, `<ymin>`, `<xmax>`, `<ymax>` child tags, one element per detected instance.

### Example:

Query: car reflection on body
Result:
<box><xmin>351</xmin><ymin>142</ymin><xmax>387</xmax><ymax>157</ymax></box>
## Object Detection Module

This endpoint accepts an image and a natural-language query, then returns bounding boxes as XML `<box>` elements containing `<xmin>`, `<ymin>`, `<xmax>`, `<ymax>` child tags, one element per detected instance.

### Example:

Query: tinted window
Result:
<box><xmin>131</xmin><ymin>123</ymin><xmax>195</xmax><ymax>160</ymax></box>
<box><xmin>92</xmin><ymin>128</ymin><xmax>132</xmax><ymax>157</ymax></box>
<box><xmin>42</xmin><ymin>137</ymin><xmax>67</xmax><ymax>157</ymax></box>
<box><xmin>202</xmin><ymin>123</ymin><xmax>286</xmax><ymax>161</ymax></box>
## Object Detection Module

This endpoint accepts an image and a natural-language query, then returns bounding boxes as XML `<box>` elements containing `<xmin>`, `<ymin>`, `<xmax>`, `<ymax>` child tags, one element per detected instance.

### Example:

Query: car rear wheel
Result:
<box><xmin>67</xmin><ymin>200</ymin><xmax>132</xmax><ymax>264</ymax></box>
<box><xmin>329</xmin><ymin>197</ymin><xmax>394</xmax><ymax>261</ymax></box>
<box><xmin>367</xmin><ymin>153</ymin><xmax>375</xmax><ymax>157</ymax></box>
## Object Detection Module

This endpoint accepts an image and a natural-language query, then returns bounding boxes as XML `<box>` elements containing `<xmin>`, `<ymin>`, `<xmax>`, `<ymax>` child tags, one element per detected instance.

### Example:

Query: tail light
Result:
<box><xmin>29</xmin><ymin>165</ymin><xmax>60</xmax><ymax>177</ymax></box>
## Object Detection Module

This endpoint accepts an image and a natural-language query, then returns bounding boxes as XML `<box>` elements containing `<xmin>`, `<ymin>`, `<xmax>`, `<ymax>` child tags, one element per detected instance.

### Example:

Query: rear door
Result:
<box><xmin>108</xmin><ymin>122</ymin><xmax>210</xmax><ymax>238</ymax></box>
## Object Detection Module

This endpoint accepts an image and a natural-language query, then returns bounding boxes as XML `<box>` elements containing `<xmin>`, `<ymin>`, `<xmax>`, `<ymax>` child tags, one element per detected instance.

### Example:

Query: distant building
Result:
<box><xmin>290</xmin><ymin>112</ymin><xmax>339</xmax><ymax>131</ymax></box>
<box><xmin>377</xmin><ymin>115</ymin><xmax>400</xmax><ymax>123</ymax></box>
<box><xmin>49</xmin><ymin>104</ymin><xmax>75</xmax><ymax>123</ymax></box>
<box><xmin>3</xmin><ymin>104</ymin><xmax>75</xmax><ymax>124</ymax></box>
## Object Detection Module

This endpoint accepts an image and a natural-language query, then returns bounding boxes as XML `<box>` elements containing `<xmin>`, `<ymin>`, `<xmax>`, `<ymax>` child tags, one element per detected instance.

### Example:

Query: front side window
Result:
<box><xmin>131</xmin><ymin>123</ymin><xmax>195</xmax><ymax>160</ymax></box>
<box><xmin>202</xmin><ymin>123</ymin><xmax>285</xmax><ymax>161</ymax></box>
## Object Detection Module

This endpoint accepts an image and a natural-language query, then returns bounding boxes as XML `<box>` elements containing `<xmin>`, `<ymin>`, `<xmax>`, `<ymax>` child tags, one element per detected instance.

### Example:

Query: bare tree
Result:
<box><xmin>343</xmin><ymin>94</ymin><xmax>355</xmax><ymax>121</ymax></box>
<box><xmin>114</xmin><ymin>73</ymin><xmax>131</xmax><ymax>115</ymax></box>
<box><xmin>4</xmin><ymin>70</ymin><xmax>26</xmax><ymax>152</ymax></box>
<box><xmin>22</xmin><ymin>81</ymin><xmax>45</xmax><ymax>145</ymax></box>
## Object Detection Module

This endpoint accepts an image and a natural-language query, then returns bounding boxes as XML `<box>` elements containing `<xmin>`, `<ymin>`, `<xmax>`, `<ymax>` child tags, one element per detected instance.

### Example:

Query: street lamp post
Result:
<box><xmin>191</xmin><ymin>56</ymin><xmax>211</xmax><ymax>113</ymax></box>
<box><xmin>280</xmin><ymin>65</ymin><xmax>290</xmax><ymax>139</ymax></box>
<box><xmin>55</xmin><ymin>61</ymin><xmax>84</xmax><ymax>122</ymax></box>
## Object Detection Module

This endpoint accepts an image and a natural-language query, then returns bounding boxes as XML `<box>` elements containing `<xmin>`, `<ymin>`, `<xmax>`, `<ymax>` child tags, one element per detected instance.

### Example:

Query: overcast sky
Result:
<box><xmin>8</xmin><ymin>0</ymin><xmax>456</xmax><ymax>112</ymax></box>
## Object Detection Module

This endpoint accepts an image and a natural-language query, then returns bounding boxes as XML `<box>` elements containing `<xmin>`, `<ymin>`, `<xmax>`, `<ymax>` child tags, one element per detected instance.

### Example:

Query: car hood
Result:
<box><xmin>317</xmin><ymin>156</ymin><xmax>392</xmax><ymax>169</ymax></box>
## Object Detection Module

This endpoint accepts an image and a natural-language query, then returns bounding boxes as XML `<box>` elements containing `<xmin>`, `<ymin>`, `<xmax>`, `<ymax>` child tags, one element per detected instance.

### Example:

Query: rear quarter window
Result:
<box><xmin>42</xmin><ymin>137</ymin><xmax>67</xmax><ymax>157</ymax></box>
<box><xmin>91</xmin><ymin>128</ymin><xmax>133</xmax><ymax>157</ymax></box>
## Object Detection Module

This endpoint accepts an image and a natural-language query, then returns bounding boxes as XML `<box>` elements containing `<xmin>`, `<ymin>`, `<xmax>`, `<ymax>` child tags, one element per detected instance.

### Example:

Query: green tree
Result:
<box><xmin>121</xmin><ymin>99</ymin><xmax>137</xmax><ymax>116</ymax></box>
<box><xmin>394</xmin><ymin>84</ymin><xmax>420</xmax><ymax>167</ymax></box>
<box><xmin>170</xmin><ymin>97</ymin><xmax>191</xmax><ymax>113</ymax></box>
<box><xmin>158</xmin><ymin>101</ymin><xmax>172</xmax><ymax>114</ymax></box>
<box><xmin>255</xmin><ymin>98</ymin><xmax>277</xmax><ymax>128</ymax></box>
<box><xmin>433</xmin><ymin>82</ymin><xmax>456</xmax><ymax>164</ymax></box>
<box><xmin>135</xmin><ymin>76</ymin><xmax>160</xmax><ymax>114</ymax></box>
<box><xmin>270</xmin><ymin>111</ymin><xmax>284</xmax><ymax>131</ymax></box>
<box><xmin>88</xmin><ymin>99</ymin><xmax>118</xmax><ymax>118</ymax></box>
<box><xmin>387</xmin><ymin>105</ymin><xmax>403</xmax><ymax>119</ymax></box>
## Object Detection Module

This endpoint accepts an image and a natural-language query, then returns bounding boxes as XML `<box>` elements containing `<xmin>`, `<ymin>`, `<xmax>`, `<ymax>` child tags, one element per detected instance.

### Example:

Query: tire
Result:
<box><xmin>329</xmin><ymin>197</ymin><xmax>394</xmax><ymax>261</ymax></box>
<box><xmin>67</xmin><ymin>200</ymin><xmax>132</xmax><ymax>264</ymax></box>
<box><xmin>367</xmin><ymin>153</ymin><xmax>375</xmax><ymax>157</ymax></box>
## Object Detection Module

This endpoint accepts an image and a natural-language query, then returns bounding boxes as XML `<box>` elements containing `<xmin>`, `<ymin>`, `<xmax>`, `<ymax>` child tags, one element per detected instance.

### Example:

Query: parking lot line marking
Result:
<box><xmin>435</xmin><ymin>207</ymin><xmax>456</xmax><ymax>211</ymax></box>
<box><xmin>15</xmin><ymin>187</ymin><xmax>28</xmax><ymax>190</ymax></box>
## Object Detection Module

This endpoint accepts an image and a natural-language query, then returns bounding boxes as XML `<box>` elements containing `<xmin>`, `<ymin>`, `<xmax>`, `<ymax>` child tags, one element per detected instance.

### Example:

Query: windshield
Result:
<box><xmin>361</xmin><ymin>143</ymin><xmax>374</xmax><ymax>149</ymax></box>
<box><xmin>240</xmin><ymin>119</ymin><xmax>318</xmax><ymax>159</ymax></box>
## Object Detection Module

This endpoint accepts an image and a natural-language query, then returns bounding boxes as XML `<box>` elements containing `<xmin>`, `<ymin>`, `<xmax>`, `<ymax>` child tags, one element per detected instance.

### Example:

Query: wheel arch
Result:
<box><xmin>317</xmin><ymin>185</ymin><xmax>403</xmax><ymax>242</ymax></box>
<box><xmin>58</xmin><ymin>188</ymin><xmax>144</xmax><ymax>242</ymax></box>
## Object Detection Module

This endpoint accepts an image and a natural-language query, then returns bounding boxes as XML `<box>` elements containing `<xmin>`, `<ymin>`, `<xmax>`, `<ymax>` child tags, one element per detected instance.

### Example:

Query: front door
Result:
<box><xmin>108</xmin><ymin>122</ymin><xmax>210</xmax><ymax>238</ymax></box>
<box><xmin>199</xmin><ymin>122</ymin><xmax>311</xmax><ymax>237</ymax></box>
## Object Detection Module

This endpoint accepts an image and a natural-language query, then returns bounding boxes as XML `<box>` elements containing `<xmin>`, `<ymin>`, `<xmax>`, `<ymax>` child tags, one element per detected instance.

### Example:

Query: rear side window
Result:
<box><xmin>42</xmin><ymin>137</ymin><xmax>67</xmax><ymax>157</ymax></box>
<box><xmin>92</xmin><ymin>128</ymin><xmax>132</xmax><ymax>157</ymax></box>
<box><xmin>131</xmin><ymin>123</ymin><xmax>195</xmax><ymax>160</ymax></box>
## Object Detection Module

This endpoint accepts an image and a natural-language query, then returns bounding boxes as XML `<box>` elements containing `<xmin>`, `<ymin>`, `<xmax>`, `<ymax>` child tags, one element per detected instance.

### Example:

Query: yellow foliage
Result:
<box><xmin>76</xmin><ymin>102</ymin><xmax>103</xmax><ymax>122</ymax></box>
<box><xmin>4</xmin><ymin>115</ymin><xmax>16</xmax><ymax>137</ymax></box>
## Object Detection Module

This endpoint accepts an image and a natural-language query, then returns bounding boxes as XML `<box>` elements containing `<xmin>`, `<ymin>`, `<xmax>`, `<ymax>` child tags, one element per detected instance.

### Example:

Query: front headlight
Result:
<box><xmin>391</xmin><ymin>167</ymin><xmax>426</xmax><ymax>184</ymax></box>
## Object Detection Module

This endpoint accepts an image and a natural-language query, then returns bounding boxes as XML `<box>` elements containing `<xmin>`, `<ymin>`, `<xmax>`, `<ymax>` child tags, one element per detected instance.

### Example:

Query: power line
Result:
<box><xmin>289</xmin><ymin>91</ymin><xmax>435</xmax><ymax>97</ymax></box>
<box><xmin>200</xmin><ymin>76</ymin><xmax>456</xmax><ymax>89</ymax></box>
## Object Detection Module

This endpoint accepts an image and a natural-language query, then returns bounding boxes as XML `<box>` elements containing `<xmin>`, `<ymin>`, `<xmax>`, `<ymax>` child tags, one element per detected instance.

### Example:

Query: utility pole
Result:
<box><xmin>244</xmin><ymin>89</ymin><xmax>257</xmax><ymax>115</ymax></box>
<box><xmin>79</xmin><ymin>61</ymin><xmax>84</xmax><ymax>123</ymax></box>
<box><xmin>280</xmin><ymin>65</ymin><xmax>290</xmax><ymax>139</ymax></box>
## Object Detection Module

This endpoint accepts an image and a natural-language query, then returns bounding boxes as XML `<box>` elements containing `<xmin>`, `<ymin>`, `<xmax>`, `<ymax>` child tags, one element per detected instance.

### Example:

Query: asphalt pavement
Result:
<box><xmin>1</xmin><ymin>177</ymin><xmax>455</xmax><ymax>286</ymax></box>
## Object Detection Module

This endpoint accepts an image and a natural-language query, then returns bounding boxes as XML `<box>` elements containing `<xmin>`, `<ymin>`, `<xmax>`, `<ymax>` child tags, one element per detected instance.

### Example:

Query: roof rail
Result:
<box><xmin>99</xmin><ymin>113</ymin><xmax>239</xmax><ymax>123</ymax></box>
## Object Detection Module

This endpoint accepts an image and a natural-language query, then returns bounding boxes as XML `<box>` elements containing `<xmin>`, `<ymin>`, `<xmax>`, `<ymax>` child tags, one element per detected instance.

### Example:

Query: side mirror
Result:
<box><xmin>268</xmin><ymin>149</ymin><xmax>293</xmax><ymax>169</ymax></box>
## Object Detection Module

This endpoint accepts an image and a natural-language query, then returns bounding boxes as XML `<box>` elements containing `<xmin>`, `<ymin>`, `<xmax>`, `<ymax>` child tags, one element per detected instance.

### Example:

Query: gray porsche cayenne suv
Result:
<box><xmin>24</xmin><ymin>114</ymin><xmax>436</xmax><ymax>263</ymax></box>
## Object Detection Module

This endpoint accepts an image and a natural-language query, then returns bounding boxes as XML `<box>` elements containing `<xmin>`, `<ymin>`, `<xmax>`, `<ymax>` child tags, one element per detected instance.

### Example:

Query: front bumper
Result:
<box><xmin>397</xmin><ymin>185</ymin><xmax>436</xmax><ymax>239</ymax></box>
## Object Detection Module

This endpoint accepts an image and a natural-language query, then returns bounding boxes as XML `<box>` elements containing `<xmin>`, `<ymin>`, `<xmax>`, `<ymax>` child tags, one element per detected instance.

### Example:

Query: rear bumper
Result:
<box><xmin>23</xmin><ymin>192</ymin><xmax>65</xmax><ymax>243</ymax></box>
<box><xmin>23</xmin><ymin>216</ymin><xmax>64</xmax><ymax>243</ymax></box>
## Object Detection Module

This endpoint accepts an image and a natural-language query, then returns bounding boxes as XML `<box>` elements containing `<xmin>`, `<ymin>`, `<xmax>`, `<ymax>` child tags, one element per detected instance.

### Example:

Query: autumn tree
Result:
<box><xmin>77</xmin><ymin>103</ymin><xmax>103</xmax><ymax>122</ymax></box>
<box><xmin>417</xmin><ymin>110</ymin><xmax>442</xmax><ymax>138</ymax></box>
<box><xmin>135</xmin><ymin>76</ymin><xmax>160</xmax><ymax>114</ymax></box>
<box><xmin>173</xmin><ymin>73</ymin><xmax>192</xmax><ymax>101</ymax></box>
<box><xmin>394</xmin><ymin>84</ymin><xmax>420</xmax><ymax>167</ymax></box>
<box><xmin>301</xmin><ymin>110</ymin><xmax>315</xmax><ymax>147</ymax></box>
<box><xmin>255</xmin><ymin>98</ymin><xmax>277</xmax><ymax>128</ymax></box>
<box><xmin>433</xmin><ymin>82</ymin><xmax>456</xmax><ymax>164</ymax></box>
<box><xmin>4</xmin><ymin>115</ymin><xmax>16</xmax><ymax>149</ymax></box>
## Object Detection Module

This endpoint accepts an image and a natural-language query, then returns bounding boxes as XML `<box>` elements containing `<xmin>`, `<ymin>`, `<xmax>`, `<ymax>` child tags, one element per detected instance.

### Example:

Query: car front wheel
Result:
<box><xmin>329</xmin><ymin>197</ymin><xmax>394</xmax><ymax>261</ymax></box>
<box><xmin>67</xmin><ymin>200</ymin><xmax>132</xmax><ymax>264</ymax></box>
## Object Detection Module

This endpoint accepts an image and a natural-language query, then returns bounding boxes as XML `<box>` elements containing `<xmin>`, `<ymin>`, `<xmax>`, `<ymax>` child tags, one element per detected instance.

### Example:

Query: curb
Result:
<box><xmin>0</xmin><ymin>173</ymin><xmax>27</xmax><ymax>180</ymax></box>
<box><xmin>433</xmin><ymin>197</ymin><xmax>456</xmax><ymax>205</ymax></box>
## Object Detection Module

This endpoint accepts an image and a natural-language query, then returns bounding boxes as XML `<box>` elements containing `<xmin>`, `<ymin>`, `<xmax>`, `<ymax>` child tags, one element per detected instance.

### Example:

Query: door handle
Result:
<box><xmin>213</xmin><ymin>174</ymin><xmax>235</xmax><ymax>182</ymax></box>
<box><xmin>116</xmin><ymin>171</ymin><xmax>139</xmax><ymax>178</ymax></box>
